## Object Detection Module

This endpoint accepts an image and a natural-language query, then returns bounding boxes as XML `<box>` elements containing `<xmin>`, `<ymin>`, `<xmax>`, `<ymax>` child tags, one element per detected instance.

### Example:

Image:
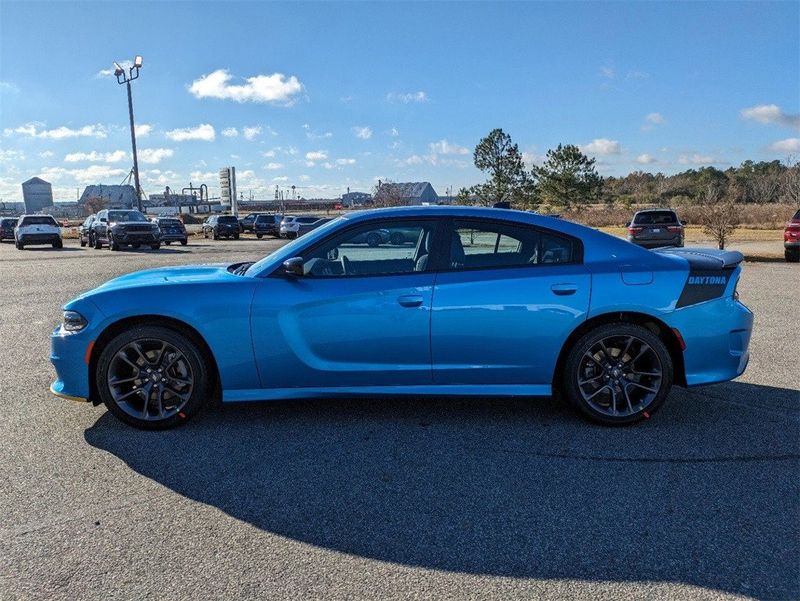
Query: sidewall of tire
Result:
<box><xmin>563</xmin><ymin>323</ymin><xmax>673</xmax><ymax>425</ymax></box>
<box><xmin>95</xmin><ymin>325</ymin><xmax>209</xmax><ymax>430</ymax></box>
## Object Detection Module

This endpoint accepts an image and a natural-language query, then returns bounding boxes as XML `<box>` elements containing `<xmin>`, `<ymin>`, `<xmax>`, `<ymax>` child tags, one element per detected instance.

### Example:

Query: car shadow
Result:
<box><xmin>84</xmin><ymin>382</ymin><xmax>799</xmax><ymax>598</ymax></box>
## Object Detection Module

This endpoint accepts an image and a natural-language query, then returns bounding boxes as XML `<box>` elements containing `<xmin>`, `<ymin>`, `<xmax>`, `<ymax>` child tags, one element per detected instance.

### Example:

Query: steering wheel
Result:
<box><xmin>340</xmin><ymin>255</ymin><xmax>351</xmax><ymax>275</ymax></box>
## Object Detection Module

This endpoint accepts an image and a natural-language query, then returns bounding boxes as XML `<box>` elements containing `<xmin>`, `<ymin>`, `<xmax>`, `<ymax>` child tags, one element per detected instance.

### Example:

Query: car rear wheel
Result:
<box><xmin>180</xmin><ymin>239</ymin><xmax>187</xmax><ymax>246</ymax></box>
<box><xmin>786</xmin><ymin>247</ymin><xmax>800</xmax><ymax>263</ymax></box>
<box><xmin>15</xmin><ymin>240</ymin><xmax>24</xmax><ymax>250</ymax></box>
<box><xmin>563</xmin><ymin>323</ymin><xmax>673</xmax><ymax>425</ymax></box>
<box><xmin>389</xmin><ymin>232</ymin><xmax>404</xmax><ymax>245</ymax></box>
<box><xmin>52</xmin><ymin>239</ymin><xmax>63</xmax><ymax>249</ymax></box>
<box><xmin>366</xmin><ymin>232</ymin><xmax>381</xmax><ymax>247</ymax></box>
<box><xmin>96</xmin><ymin>325</ymin><xmax>209</xmax><ymax>430</ymax></box>
<box><xmin>94</xmin><ymin>235</ymin><xmax>102</xmax><ymax>249</ymax></box>
<box><xmin>151</xmin><ymin>243</ymin><xmax>160</xmax><ymax>250</ymax></box>
<box><xmin>256</xmin><ymin>233</ymin><xmax>263</xmax><ymax>239</ymax></box>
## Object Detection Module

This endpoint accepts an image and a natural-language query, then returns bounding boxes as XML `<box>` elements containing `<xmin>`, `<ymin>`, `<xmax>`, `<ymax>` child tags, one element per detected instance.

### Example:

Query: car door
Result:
<box><xmin>431</xmin><ymin>218</ymin><xmax>590</xmax><ymax>386</ymax></box>
<box><xmin>250</xmin><ymin>218</ymin><xmax>442</xmax><ymax>389</ymax></box>
<box><xmin>95</xmin><ymin>210</ymin><xmax>108</xmax><ymax>241</ymax></box>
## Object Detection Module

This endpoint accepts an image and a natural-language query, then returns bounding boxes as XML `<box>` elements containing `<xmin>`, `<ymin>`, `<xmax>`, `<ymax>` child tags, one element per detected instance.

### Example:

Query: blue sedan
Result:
<box><xmin>50</xmin><ymin>206</ymin><xmax>753</xmax><ymax>429</ymax></box>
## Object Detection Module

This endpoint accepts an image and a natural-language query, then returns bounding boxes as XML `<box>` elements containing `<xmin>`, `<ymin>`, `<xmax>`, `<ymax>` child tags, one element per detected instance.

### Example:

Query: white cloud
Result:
<box><xmin>581</xmin><ymin>138</ymin><xmax>622</xmax><ymax>155</ymax></box>
<box><xmin>4</xmin><ymin>122</ymin><xmax>107</xmax><ymax>139</ymax></box>
<box><xmin>265</xmin><ymin>162</ymin><xmax>284</xmax><ymax>170</ymax></box>
<box><xmin>262</xmin><ymin>149</ymin><xmax>276</xmax><ymax>158</ymax></box>
<box><xmin>387</xmin><ymin>91</ymin><xmax>428</xmax><ymax>103</ymax></box>
<box><xmin>429</xmin><ymin>139</ymin><xmax>469</xmax><ymax>155</ymax></box>
<box><xmin>599</xmin><ymin>66</ymin><xmax>615</xmax><ymax>79</ymax></box>
<box><xmin>645</xmin><ymin>112</ymin><xmax>664</xmax><ymax>125</ymax></box>
<box><xmin>273</xmin><ymin>176</ymin><xmax>289</xmax><ymax>182</ymax></box>
<box><xmin>0</xmin><ymin>149</ymin><xmax>25</xmax><ymax>162</ymax></box>
<box><xmin>243</xmin><ymin>126</ymin><xmax>262</xmax><ymax>140</ymax></box>
<box><xmin>636</xmin><ymin>153</ymin><xmax>657</xmax><ymax>164</ymax></box>
<box><xmin>222</xmin><ymin>127</ymin><xmax>238</xmax><ymax>137</ymax></box>
<box><xmin>40</xmin><ymin>165</ymin><xmax>127</xmax><ymax>183</ymax></box>
<box><xmin>390</xmin><ymin>127</ymin><xmax>400</xmax><ymax>137</ymax></box>
<box><xmin>678</xmin><ymin>153</ymin><xmax>721</xmax><ymax>165</ymax></box>
<box><xmin>305</xmin><ymin>150</ymin><xmax>328</xmax><ymax>161</ymax></box>
<box><xmin>336</xmin><ymin>158</ymin><xmax>356</xmax><ymax>166</ymax></box>
<box><xmin>189</xmin><ymin>69</ymin><xmax>304</xmax><ymax>104</ymax></box>
<box><xmin>0</xmin><ymin>80</ymin><xmax>19</xmax><ymax>93</ymax></box>
<box><xmin>353</xmin><ymin>126</ymin><xmax>372</xmax><ymax>139</ymax></box>
<box><xmin>740</xmin><ymin>104</ymin><xmax>800</xmax><ymax>130</ymax></box>
<box><xmin>64</xmin><ymin>150</ymin><xmax>128</xmax><ymax>163</ymax></box>
<box><xmin>134</xmin><ymin>124</ymin><xmax>152</xmax><ymax>137</ymax></box>
<box><xmin>39</xmin><ymin>151</ymin><xmax>54</xmax><ymax>158</ymax></box>
<box><xmin>190</xmin><ymin>170</ymin><xmax>217</xmax><ymax>181</ymax></box>
<box><xmin>768</xmin><ymin>138</ymin><xmax>800</xmax><ymax>152</ymax></box>
<box><xmin>138</xmin><ymin>148</ymin><xmax>174</xmax><ymax>164</ymax></box>
<box><xmin>165</xmin><ymin>123</ymin><xmax>215</xmax><ymax>142</ymax></box>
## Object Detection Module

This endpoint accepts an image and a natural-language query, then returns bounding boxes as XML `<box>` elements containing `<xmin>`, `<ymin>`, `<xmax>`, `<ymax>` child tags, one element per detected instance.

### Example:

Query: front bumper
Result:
<box><xmin>113</xmin><ymin>230</ymin><xmax>159</xmax><ymax>243</ymax></box>
<box><xmin>50</xmin><ymin>325</ymin><xmax>93</xmax><ymax>401</ymax></box>
<box><xmin>784</xmin><ymin>240</ymin><xmax>800</xmax><ymax>249</ymax></box>
<box><xmin>664</xmin><ymin>296</ymin><xmax>753</xmax><ymax>386</ymax></box>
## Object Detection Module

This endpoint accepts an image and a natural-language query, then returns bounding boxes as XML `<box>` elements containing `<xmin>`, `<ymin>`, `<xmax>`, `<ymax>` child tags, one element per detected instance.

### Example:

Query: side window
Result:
<box><xmin>302</xmin><ymin>220</ymin><xmax>434</xmax><ymax>277</ymax></box>
<box><xmin>449</xmin><ymin>220</ymin><xmax>578</xmax><ymax>270</ymax></box>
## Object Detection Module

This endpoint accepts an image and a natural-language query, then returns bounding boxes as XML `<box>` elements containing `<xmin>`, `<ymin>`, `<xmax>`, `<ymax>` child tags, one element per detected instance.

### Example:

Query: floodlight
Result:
<box><xmin>113</xmin><ymin>62</ymin><xmax>124</xmax><ymax>76</ymax></box>
<box><xmin>134</xmin><ymin>55</ymin><xmax>143</xmax><ymax>68</ymax></box>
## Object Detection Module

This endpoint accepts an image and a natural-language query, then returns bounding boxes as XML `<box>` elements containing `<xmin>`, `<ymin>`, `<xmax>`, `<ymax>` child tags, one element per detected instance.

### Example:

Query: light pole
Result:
<box><xmin>113</xmin><ymin>56</ymin><xmax>144</xmax><ymax>212</ymax></box>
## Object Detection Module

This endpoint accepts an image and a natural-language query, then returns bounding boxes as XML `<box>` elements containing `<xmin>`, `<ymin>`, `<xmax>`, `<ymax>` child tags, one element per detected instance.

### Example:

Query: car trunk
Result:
<box><xmin>654</xmin><ymin>247</ymin><xmax>744</xmax><ymax>308</ymax></box>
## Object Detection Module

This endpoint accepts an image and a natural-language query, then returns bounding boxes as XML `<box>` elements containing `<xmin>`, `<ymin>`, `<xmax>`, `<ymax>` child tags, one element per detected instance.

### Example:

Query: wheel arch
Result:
<box><xmin>88</xmin><ymin>315</ymin><xmax>221</xmax><ymax>405</ymax></box>
<box><xmin>552</xmin><ymin>311</ymin><xmax>687</xmax><ymax>394</ymax></box>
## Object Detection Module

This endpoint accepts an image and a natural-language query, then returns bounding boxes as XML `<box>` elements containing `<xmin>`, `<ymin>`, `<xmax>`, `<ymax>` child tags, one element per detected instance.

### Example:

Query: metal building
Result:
<box><xmin>374</xmin><ymin>181</ymin><xmax>439</xmax><ymax>205</ymax></box>
<box><xmin>78</xmin><ymin>185</ymin><xmax>138</xmax><ymax>209</ymax></box>
<box><xmin>21</xmin><ymin>177</ymin><xmax>53</xmax><ymax>213</ymax></box>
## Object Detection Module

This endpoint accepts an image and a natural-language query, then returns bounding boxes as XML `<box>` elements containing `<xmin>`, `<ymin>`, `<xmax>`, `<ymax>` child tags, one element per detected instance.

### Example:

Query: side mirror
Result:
<box><xmin>680</xmin><ymin>220</ymin><xmax>687</xmax><ymax>226</ymax></box>
<box><xmin>625</xmin><ymin>221</ymin><xmax>631</xmax><ymax>227</ymax></box>
<box><xmin>283</xmin><ymin>257</ymin><xmax>304</xmax><ymax>277</ymax></box>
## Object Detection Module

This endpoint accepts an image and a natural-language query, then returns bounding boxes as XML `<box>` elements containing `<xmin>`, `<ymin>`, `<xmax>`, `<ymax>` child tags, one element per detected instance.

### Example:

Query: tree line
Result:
<box><xmin>457</xmin><ymin>128</ymin><xmax>800</xmax><ymax>211</ymax></box>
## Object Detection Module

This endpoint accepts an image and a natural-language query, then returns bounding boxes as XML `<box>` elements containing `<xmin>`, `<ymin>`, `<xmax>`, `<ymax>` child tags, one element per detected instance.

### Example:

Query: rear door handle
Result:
<box><xmin>551</xmin><ymin>284</ymin><xmax>577</xmax><ymax>296</ymax></box>
<box><xmin>397</xmin><ymin>294</ymin><xmax>424</xmax><ymax>307</ymax></box>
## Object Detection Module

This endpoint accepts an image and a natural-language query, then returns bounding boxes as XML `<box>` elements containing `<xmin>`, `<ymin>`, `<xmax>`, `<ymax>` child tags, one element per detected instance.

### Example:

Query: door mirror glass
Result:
<box><xmin>283</xmin><ymin>257</ymin><xmax>305</xmax><ymax>276</ymax></box>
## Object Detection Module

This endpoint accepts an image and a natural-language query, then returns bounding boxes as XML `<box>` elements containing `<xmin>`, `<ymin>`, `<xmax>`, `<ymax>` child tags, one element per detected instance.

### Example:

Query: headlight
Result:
<box><xmin>62</xmin><ymin>310</ymin><xmax>87</xmax><ymax>332</ymax></box>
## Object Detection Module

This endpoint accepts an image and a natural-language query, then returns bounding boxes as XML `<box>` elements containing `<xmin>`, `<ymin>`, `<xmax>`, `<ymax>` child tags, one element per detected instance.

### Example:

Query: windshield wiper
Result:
<box><xmin>232</xmin><ymin>261</ymin><xmax>255</xmax><ymax>275</ymax></box>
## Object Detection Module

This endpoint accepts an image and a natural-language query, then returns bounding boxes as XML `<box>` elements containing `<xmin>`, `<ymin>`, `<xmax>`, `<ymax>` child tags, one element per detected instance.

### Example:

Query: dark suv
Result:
<box><xmin>202</xmin><ymin>215</ymin><xmax>240</xmax><ymax>240</ymax></box>
<box><xmin>253</xmin><ymin>214</ymin><xmax>283</xmax><ymax>238</ymax></box>
<box><xmin>626</xmin><ymin>209</ymin><xmax>684</xmax><ymax>248</ymax></box>
<box><xmin>78</xmin><ymin>214</ymin><xmax>96</xmax><ymax>247</ymax></box>
<box><xmin>239</xmin><ymin>212</ymin><xmax>269</xmax><ymax>233</ymax></box>
<box><xmin>154</xmin><ymin>217</ymin><xmax>188</xmax><ymax>246</ymax></box>
<box><xmin>92</xmin><ymin>209</ymin><xmax>160</xmax><ymax>250</ymax></box>
<box><xmin>0</xmin><ymin>217</ymin><xmax>17</xmax><ymax>241</ymax></box>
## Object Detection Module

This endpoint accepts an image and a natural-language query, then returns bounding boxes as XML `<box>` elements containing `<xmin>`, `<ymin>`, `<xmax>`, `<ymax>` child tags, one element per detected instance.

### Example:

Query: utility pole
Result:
<box><xmin>113</xmin><ymin>56</ymin><xmax>144</xmax><ymax>213</ymax></box>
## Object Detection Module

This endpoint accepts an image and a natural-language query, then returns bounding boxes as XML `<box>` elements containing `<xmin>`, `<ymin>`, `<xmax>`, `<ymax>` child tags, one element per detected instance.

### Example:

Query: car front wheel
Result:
<box><xmin>95</xmin><ymin>325</ymin><xmax>210</xmax><ymax>430</ymax></box>
<box><xmin>786</xmin><ymin>247</ymin><xmax>800</xmax><ymax>263</ymax></box>
<box><xmin>563</xmin><ymin>323</ymin><xmax>673</xmax><ymax>425</ymax></box>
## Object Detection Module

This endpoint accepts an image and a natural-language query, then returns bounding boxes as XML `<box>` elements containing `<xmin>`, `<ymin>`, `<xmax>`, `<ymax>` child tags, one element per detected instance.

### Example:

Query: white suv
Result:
<box><xmin>280</xmin><ymin>215</ymin><xmax>321</xmax><ymax>239</ymax></box>
<box><xmin>15</xmin><ymin>214</ymin><xmax>63</xmax><ymax>249</ymax></box>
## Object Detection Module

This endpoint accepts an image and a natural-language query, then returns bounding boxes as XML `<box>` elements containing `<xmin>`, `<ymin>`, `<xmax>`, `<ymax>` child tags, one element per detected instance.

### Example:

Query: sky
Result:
<box><xmin>0</xmin><ymin>1</ymin><xmax>798</xmax><ymax>203</ymax></box>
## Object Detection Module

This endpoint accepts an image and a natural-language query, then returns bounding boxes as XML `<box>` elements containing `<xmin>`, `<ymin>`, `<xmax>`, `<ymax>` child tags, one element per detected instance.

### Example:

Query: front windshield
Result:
<box><xmin>248</xmin><ymin>216</ymin><xmax>345</xmax><ymax>275</ymax></box>
<box><xmin>108</xmin><ymin>210</ymin><xmax>148</xmax><ymax>223</ymax></box>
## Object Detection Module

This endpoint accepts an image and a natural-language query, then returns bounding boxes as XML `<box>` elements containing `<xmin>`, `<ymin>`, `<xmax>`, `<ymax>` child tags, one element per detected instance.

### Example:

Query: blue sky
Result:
<box><xmin>0</xmin><ymin>1</ymin><xmax>798</xmax><ymax>202</ymax></box>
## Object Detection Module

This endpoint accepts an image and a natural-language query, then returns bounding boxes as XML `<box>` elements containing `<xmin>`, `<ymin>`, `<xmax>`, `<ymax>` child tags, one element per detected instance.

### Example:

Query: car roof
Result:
<box><xmin>633</xmin><ymin>208</ymin><xmax>677</xmax><ymax>213</ymax></box>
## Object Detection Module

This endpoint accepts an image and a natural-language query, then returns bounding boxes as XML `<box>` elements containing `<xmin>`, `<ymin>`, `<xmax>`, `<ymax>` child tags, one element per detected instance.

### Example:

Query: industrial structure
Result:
<box><xmin>373</xmin><ymin>181</ymin><xmax>439</xmax><ymax>205</ymax></box>
<box><xmin>21</xmin><ymin>177</ymin><xmax>54</xmax><ymax>213</ymax></box>
<box><xmin>78</xmin><ymin>185</ymin><xmax>138</xmax><ymax>209</ymax></box>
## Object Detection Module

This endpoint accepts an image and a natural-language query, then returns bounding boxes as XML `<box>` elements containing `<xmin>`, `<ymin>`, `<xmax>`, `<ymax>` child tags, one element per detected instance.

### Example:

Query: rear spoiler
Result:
<box><xmin>654</xmin><ymin>247</ymin><xmax>744</xmax><ymax>270</ymax></box>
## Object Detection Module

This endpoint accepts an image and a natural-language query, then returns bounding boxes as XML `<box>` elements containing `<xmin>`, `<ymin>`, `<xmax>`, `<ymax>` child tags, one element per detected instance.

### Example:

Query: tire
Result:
<box><xmin>389</xmin><ymin>232</ymin><xmax>404</xmax><ymax>245</ymax></box>
<box><xmin>203</xmin><ymin>230</ymin><xmax>208</xmax><ymax>239</ymax></box>
<box><xmin>80</xmin><ymin>238</ymin><xmax>86</xmax><ymax>247</ymax></box>
<box><xmin>15</xmin><ymin>240</ymin><xmax>23</xmax><ymax>250</ymax></box>
<box><xmin>213</xmin><ymin>230</ymin><xmax>219</xmax><ymax>240</ymax></box>
<box><xmin>233</xmin><ymin>233</ymin><xmax>239</xmax><ymax>240</ymax></box>
<box><xmin>180</xmin><ymin>239</ymin><xmax>188</xmax><ymax>246</ymax></box>
<box><xmin>151</xmin><ymin>243</ymin><xmax>161</xmax><ymax>250</ymax></box>
<box><xmin>366</xmin><ymin>232</ymin><xmax>381</xmax><ymax>247</ymax></box>
<box><xmin>95</xmin><ymin>325</ymin><xmax>210</xmax><ymax>430</ymax></box>
<box><xmin>131</xmin><ymin>244</ymin><xmax>141</xmax><ymax>249</ymax></box>
<box><xmin>94</xmin><ymin>235</ymin><xmax>102</xmax><ymax>249</ymax></box>
<box><xmin>110</xmin><ymin>236</ymin><xmax>120</xmax><ymax>251</ymax></box>
<box><xmin>256</xmin><ymin>233</ymin><xmax>263</xmax><ymax>239</ymax></box>
<box><xmin>53</xmin><ymin>239</ymin><xmax>63</xmax><ymax>249</ymax></box>
<box><xmin>563</xmin><ymin>323</ymin><xmax>673</xmax><ymax>425</ymax></box>
<box><xmin>165</xmin><ymin>241</ymin><xmax>171</xmax><ymax>246</ymax></box>
<box><xmin>785</xmin><ymin>247</ymin><xmax>800</xmax><ymax>263</ymax></box>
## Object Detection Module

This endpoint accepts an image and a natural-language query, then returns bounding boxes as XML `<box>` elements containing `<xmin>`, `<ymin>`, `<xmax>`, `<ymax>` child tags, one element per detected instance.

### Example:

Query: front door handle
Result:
<box><xmin>397</xmin><ymin>294</ymin><xmax>424</xmax><ymax>307</ymax></box>
<box><xmin>551</xmin><ymin>284</ymin><xmax>577</xmax><ymax>296</ymax></box>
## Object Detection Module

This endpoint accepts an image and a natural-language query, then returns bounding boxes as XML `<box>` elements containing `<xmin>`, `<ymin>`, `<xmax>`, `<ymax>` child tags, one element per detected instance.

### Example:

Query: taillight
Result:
<box><xmin>667</xmin><ymin>226</ymin><xmax>682</xmax><ymax>233</ymax></box>
<box><xmin>627</xmin><ymin>226</ymin><xmax>643</xmax><ymax>234</ymax></box>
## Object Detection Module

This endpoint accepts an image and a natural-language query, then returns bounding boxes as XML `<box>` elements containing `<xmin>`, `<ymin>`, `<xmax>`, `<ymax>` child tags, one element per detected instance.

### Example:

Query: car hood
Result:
<box><xmin>91</xmin><ymin>263</ymin><xmax>237</xmax><ymax>293</ymax></box>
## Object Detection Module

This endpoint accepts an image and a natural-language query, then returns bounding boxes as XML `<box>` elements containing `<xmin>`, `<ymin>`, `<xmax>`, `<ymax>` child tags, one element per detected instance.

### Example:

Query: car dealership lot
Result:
<box><xmin>0</xmin><ymin>238</ymin><xmax>797</xmax><ymax>600</ymax></box>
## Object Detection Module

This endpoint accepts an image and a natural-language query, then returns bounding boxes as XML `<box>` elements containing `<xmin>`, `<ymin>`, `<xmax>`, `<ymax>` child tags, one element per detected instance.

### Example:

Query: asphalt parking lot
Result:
<box><xmin>0</xmin><ymin>236</ymin><xmax>798</xmax><ymax>600</ymax></box>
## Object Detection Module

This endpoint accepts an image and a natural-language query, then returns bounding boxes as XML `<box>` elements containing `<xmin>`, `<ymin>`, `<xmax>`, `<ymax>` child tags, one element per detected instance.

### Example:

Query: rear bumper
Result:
<box><xmin>664</xmin><ymin>296</ymin><xmax>753</xmax><ymax>386</ymax></box>
<box><xmin>628</xmin><ymin>236</ymin><xmax>682</xmax><ymax>248</ymax></box>
<box><xmin>18</xmin><ymin>234</ymin><xmax>61</xmax><ymax>244</ymax></box>
<box><xmin>160</xmin><ymin>232</ymin><xmax>187</xmax><ymax>241</ymax></box>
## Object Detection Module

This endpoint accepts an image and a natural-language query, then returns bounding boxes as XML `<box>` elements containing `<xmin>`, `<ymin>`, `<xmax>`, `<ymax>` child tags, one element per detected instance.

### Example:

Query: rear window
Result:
<box><xmin>218</xmin><ymin>216</ymin><xmax>239</xmax><ymax>223</ymax></box>
<box><xmin>19</xmin><ymin>216</ymin><xmax>58</xmax><ymax>226</ymax></box>
<box><xmin>1</xmin><ymin>218</ymin><xmax>17</xmax><ymax>226</ymax></box>
<box><xmin>159</xmin><ymin>219</ymin><xmax>182</xmax><ymax>225</ymax></box>
<box><xmin>633</xmin><ymin>211</ymin><xmax>678</xmax><ymax>225</ymax></box>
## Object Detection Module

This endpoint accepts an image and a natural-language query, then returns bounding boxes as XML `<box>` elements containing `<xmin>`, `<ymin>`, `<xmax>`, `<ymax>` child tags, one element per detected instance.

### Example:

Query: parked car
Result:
<box><xmin>297</xmin><ymin>217</ymin><xmax>333</xmax><ymax>237</ymax></box>
<box><xmin>50</xmin><ymin>206</ymin><xmax>753</xmax><ymax>430</ymax></box>
<box><xmin>0</xmin><ymin>217</ymin><xmax>17</xmax><ymax>242</ymax></box>
<box><xmin>626</xmin><ymin>209</ymin><xmax>685</xmax><ymax>248</ymax></box>
<box><xmin>78</xmin><ymin>214</ymin><xmax>96</xmax><ymax>247</ymax></box>
<box><xmin>279</xmin><ymin>215</ymin><xmax>321</xmax><ymax>238</ymax></box>
<box><xmin>202</xmin><ymin>215</ymin><xmax>240</xmax><ymax>240</ymax></box>
<box><xmin>784</xmin><ymin>209</ymin><xmax>800</xmax><ymax>262</ymax></box>
<box><xmin>239</xmin><ymin>212</ymin><xmax>269</xmax><ymax>233</ymax></box>
<box><xmin>154</xmin><ymin>217</ymin><xmax>188</xmax><ymax>246</ymax></box>
<box><xmin>92</xmin><ymin>209</ymin><xmax>160</xmax><ymax>250</ymax></box>
<box><xmin>253</xmin><ymin>214</ymin><xmax>283</xmax><ymax>238</ymax></box>
<box><xmin>349</xmin><ymin>228</ymin><xmax>391</xmax><ymax>247</ymax></box>
<box><xmin>14</xmin><ymin>214</ymin><xmax>62</xmax><ymax>249</ymax></box>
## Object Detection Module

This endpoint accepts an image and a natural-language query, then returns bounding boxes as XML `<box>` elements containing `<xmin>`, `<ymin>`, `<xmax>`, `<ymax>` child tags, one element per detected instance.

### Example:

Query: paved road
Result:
<box><xmin>1</xmin><ymin>236</ymin><xmax>798</xmax><ymax>600</ymax></box>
